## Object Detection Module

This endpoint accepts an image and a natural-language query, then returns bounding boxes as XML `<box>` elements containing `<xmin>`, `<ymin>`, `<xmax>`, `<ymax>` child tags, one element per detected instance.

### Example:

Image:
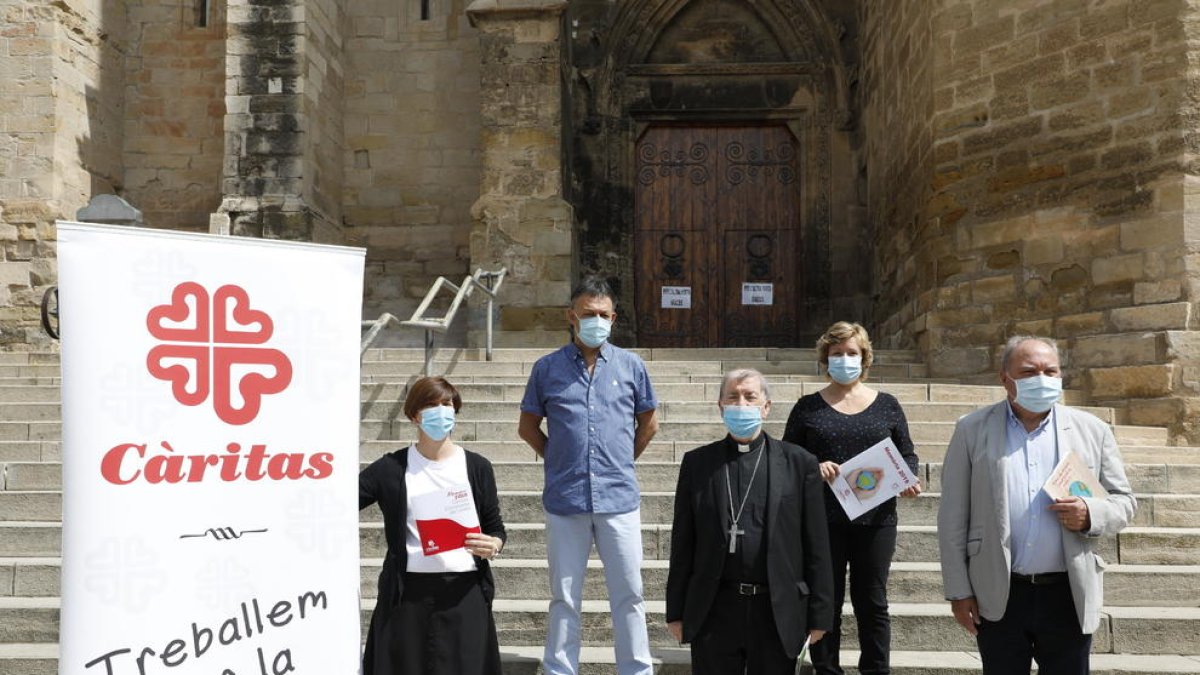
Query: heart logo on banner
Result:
<box><xmin>146</xmin><ymin>282</ymin><xmax>292</xmax><ymax>425</ymax></box>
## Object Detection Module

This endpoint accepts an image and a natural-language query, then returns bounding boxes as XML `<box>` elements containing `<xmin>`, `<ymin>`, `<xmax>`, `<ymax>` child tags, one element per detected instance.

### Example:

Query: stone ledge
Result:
<box><xmin>467</xmin><ymin>0</ymin><xmax>567</xmax><ymax>25</ymax></box>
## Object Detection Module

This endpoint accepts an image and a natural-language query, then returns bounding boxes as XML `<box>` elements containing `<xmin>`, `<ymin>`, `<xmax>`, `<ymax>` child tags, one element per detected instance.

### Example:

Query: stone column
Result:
<box><xmin>215</xmin><ymin>0</ymin><xmax>345</xmax><ymax>243</ymax></box>
<box><xmin>466</xmin><ymin>0</ymin><xmax>574</xmax><ymax>347</ymax></box>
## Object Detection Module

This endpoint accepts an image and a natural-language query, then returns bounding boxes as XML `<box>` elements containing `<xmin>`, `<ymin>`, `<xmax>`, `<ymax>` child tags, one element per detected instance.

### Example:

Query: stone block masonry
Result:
<box><xmin>342</xmin><ymin>0</ymin><xmax>481</xmax><ymax>345</ymax></box>
<box><xmin>215</xmin><ymin>0</ymin><xmax>346</xmax><ymax>244</ymax></box>
<box><xmin>864</xmin><ymin>0</ymin><xmax>1200</xmax><ymax>443</ymax></box>
<box><xmin>466</xmin><ymin>0</ymin><xmax>574</xmax><ymax>342</ymax></box>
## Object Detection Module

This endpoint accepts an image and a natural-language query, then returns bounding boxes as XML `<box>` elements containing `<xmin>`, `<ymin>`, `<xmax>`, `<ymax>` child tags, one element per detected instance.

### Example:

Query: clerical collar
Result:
<box><xmin>734</xmin><ymin>433</ymin><xmax>767</xmax><ymax>454</ymax></box>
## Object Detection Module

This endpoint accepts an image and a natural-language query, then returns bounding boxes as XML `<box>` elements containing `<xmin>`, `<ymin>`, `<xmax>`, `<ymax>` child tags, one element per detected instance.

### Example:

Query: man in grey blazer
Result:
<box><xmin>937</xmin><ymin>336</ymin><xmax>1136</xmax><ymax>674</ymax></box>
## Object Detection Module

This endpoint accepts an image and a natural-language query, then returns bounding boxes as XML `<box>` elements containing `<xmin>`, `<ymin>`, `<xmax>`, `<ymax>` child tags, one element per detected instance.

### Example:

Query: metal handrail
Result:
<box><xmin>359</xmin><ymin>312</ymin><xmax>402</xmax><ymax>358</ymax></box>
<box><xmin>361</xmin><ymin>267</ymin><xmax>507</xmax><ymax>373</ymax></box>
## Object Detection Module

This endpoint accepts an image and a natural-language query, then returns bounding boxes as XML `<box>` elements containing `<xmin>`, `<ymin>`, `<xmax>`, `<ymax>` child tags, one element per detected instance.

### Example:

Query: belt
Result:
<box><xmin>720</xmin><ymin>581</ymin><xmax>769</xmax><ymax>596</ymax></box>
<box><xmin>1011</xmin><ymin>571</ymin><xmax>1068</xmax><ymax>585</ymax></box>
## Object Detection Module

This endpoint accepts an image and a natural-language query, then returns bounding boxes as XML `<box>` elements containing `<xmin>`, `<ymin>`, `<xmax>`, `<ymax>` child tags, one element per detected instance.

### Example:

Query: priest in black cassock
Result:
<box><xmin>666</xmin><ymin>368</ymin><xmax>834</xmax><ymax>674</ymax></box>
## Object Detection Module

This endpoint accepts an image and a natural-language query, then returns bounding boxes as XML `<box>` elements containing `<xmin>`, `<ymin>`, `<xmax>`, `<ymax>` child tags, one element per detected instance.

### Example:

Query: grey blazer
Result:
<box><xmin>936</xmin><ymin>402</ymin><xmax>1137</xmax><ymax>634</ymax></box>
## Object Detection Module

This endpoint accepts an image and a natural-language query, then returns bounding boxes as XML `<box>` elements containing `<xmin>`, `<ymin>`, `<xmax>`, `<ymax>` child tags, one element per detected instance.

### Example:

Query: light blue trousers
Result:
<box><xmin>542</xmin><ymin>508</ymin><xmax>653</xmax><ymax>675</ymax></box>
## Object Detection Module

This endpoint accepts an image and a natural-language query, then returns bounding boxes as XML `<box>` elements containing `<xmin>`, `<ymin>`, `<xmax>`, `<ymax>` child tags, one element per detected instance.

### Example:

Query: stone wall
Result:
<box><xmin>216</xmin><ymin>0</ymin><xmax>343</xmax><ymax>243</ymax></box>
<box><xmin>0</xmin><ymin>0</ymin><xmax>124</xmax><ymax>346</ymax></box>
<box><xmin>467</xmin><ymin>0</ymin><xmax>573</xmax><ymax>348</ymax></box>
<box><xmin>122</xmin><ymin>0</ymin><xmax>225</xmax><ymax>232</ymax></box>
<box><xmin>301</xmin><ymin>0</ymin><xmax>345</xmax><ymax>230</ymax></box>
<box><xmin>864</xmin><ymin>0</ymin><xmax>1200</xmax><ymax>441</ymax></box>
<box><xmin>860</xmin><ymin>0</ymin><xmax>934</xmax><ymax>352</ymax></box>
<box><xmin>343</xmin><ymin>0</ymin><xmax>481</xmax><ymax>345</ymax></box>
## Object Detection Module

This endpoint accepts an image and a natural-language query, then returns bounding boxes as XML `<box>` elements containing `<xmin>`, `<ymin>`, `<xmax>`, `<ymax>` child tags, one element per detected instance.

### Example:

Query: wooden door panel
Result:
<box><xmin>634</xmin><ymin>230</ymin><xmax>712</xmax><ymax>346</ymax></box>
<box><xmin>635</xmin><ymin>124</ymin><xmax>801</xmax><ymax>347</ymax></box>
<box><xmin>721</xmin><ymin>229</ymin><xmax>797</xmax><ymax>347</ymax></box>
<box><xmin>634</xmin><ymin>126</ymin><xmax>719</xmax><ymax>347</ymax></box>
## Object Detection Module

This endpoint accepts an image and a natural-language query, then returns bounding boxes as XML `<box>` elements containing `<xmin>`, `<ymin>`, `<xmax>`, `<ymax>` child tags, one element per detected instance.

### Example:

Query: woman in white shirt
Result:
<box><xmin>359</xmin><ymin>376</ymin><xmax>507</xmax><ymax>674</ymax></box>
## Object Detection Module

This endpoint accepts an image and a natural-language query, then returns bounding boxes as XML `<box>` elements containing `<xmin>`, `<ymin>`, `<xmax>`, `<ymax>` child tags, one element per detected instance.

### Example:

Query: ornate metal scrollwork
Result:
<box><xmin>725</xmin><ymin>142</ymin><xmax>797</xmax><ymax>185</ymax></box>
<box><xmin>637</xmin><ymin>142</ymin><xmax>711</xmax><ymax>186</ymax></box>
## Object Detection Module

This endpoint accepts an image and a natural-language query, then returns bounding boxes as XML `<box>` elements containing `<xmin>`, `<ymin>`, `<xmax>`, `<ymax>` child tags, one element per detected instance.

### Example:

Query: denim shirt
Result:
<box><xmin>520</xmin><ymin>342</ymin><xmax>658</xmax><ymax>515</ymax></box>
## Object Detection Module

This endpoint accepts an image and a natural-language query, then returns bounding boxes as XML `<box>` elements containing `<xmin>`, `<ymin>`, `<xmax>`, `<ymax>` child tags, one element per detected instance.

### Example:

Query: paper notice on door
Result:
<box><xmin>741</xmin><ymin>283</ymin><xmax>773</xmax><ymax>305</ymax></box>
<box><xmin>1043</xmin><ymin>451</ymin><xmax>1109</xmax><ymax>501</ymax></box>
<box><xmin>828</xmin><ymin>437</ymin><xmax>919</xmax><ymax>520</ymax></box>
<box><xmin>661</xmin><ymin>286</ymin><xmax>692</xmax><ymax>309</ymax></box>
<box><xmin>411</xmin><ymin>484</ymin><xmax>481</xmax><ymax>556</ymax></box>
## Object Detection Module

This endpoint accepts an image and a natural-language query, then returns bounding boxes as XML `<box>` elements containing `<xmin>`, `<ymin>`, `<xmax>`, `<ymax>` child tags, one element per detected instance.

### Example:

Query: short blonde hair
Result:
<box><xmin>815</xmin><ymin>321</ymin><xmax>874</xmax><ymax>370</ymax></box>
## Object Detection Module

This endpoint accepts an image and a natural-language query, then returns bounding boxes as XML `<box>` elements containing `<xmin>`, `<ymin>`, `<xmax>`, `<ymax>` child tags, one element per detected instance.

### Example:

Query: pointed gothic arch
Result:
<box><xmin>565</xmin><ymin>0</ymin><xmax>865</xmax><ymax>345</ymax></box>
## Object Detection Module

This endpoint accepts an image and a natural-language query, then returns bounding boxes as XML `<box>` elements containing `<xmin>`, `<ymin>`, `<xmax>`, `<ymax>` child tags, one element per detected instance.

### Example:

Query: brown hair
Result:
<box><xmin>403</xmin><ymin>376</ymin><xmax>462</xmax><ymax>421</ymax></box>
<box><xmin>815</xmin><ymin>321</ymin><xmax>874</xmax><ymax>370</ymax></box>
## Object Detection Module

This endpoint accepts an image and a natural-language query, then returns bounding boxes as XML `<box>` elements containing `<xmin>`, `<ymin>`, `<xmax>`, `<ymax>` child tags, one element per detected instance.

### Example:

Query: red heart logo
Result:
<box><xmin>146</xmin><ymin>344</ymin><xmax>209</xmax><ymax>407</ymax></box>
<box><xmin>146</xmin><ymin>282</ymin><xmax>209</xmax><ymax>342</ymax></box>
<box><xmin>212</xmin><ymin>347</ymin><xmax>293</xmax><ymax>426</ymax></box>
<box><xmin>213</xmin><ymin>285</ymin><xmax>273</xmax><ymax>344</ymax></box>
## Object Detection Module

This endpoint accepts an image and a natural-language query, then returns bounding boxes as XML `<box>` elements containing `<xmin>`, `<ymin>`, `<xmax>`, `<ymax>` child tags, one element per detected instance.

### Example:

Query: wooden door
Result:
<box><xmin>635</xmin><ymin>124</ymin><xmax>802</xmax><ymax>347</ymax></box>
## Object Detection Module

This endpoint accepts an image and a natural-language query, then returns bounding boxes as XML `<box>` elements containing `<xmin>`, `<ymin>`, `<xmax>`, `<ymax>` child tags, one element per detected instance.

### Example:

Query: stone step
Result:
<box><xmin>3</xmin><ymin>489</ymin><xmax>1196</xmax><ymax>530</ymax></box>
<box><xmin>4</xmin><ymin>521</ymin><xmax>1194</xmax><ymax>565</ymax></box>
<box><xmin>0</xmin><ymin>417</ymin><xmax>1167</xmax><ymax>448</ymax></box>
<box><xmin>355</xmin><ymin>440</ymin><xmax>1199</xmax><ymax>465</ymax></box>
<box><xmin>6</xmin><ymin>598</ymin><xmax>1200</xmax><ymax>654</ymax></box>
<box><xmin>0</xmin><ymin>381</ymin><xmax>1091</xmax><ymax>406</ymax></box>
<box><xmin>358</xmin><ymin>373</ymin><xmax>967</xmax><ymax>386</ymax></box>
<box><xmin>0</xmin><ymin>399</ymin><xmax>1119</xmax><ymax>426</ymax></box>
<box><xmin>2</xmin><ymin>485</ymin><xmax>1196</xmax><ymax>533</ymax></box>
<box><xmin>379</xmin><ymin>522</ymin><xmax>1189</xmax><ymax>566</ymax></box>
<box><xmin>7</xmin><ymin>460</ymin><xmax>1199</xmax><ymax>496</ymax></box>
<box><xmin>0</xmin><ymin>348</ymin><xmax>931</xmax><ymax>365</ymax></box>
<box><xmin>5</xmin><ymin>557</ymin><xmax>1195</xmax><ymax>608</ymax></box>
<box><xmin>3</xmin><ymin>645</ymin><xmax>1199</xmax><ymax>675</ymax></box>
<box><xmin>360</xmin><ymin>399</ymin><xmax>1117</xmax><ymax>424</ymax></box>
<box><xmin>2</xmin><ymin>438</ymin><xmax>1192</xmax><ymax>466</ymax></box>
<box><xmin>356</xmin><ymin>360</ymin><xmax>935</xmax><ymax>380</ymax></box>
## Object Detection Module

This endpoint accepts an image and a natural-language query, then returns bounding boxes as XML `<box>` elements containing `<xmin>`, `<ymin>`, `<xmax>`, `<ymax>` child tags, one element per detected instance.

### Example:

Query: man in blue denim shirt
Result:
<box><xmin>518</xmin><ymin>276</ymin><xmax>659</xmax><ymax>675</ymax></box>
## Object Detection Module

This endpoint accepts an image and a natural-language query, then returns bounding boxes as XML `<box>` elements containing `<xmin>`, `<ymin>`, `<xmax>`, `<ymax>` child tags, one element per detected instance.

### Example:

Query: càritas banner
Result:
<box><xmin>57</xmin><ymin>222</ymin><xmax>365</xmax><ymax>675</ymax></box>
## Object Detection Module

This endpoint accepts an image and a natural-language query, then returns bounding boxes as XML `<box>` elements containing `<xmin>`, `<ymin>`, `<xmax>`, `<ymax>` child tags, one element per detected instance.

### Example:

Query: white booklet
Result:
<box><xmin>828</xmin><ymin>436</ymin><xmax>919</xmax><ymax>520</ymax></box>
<box><xmin>1043</xmin><ymin>450</ymin><xmax>1109</xmax><ymax>501</ymax></box>
<box><xmin>410</xmin><ymin>484</ymin><xmax>481</xmax><ymax>557</ymax></box>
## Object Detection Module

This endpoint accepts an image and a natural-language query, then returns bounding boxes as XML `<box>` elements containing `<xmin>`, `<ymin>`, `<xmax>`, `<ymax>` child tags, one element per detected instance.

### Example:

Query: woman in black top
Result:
<box><xmin>359</xmin><ymin>376</ymin><xmax>507</xmax><ymax>675</ymax></box>
<box><xmin>783</xmin><ymin>322</ymin><xmax>920</xmax><ymax>675</ymax></box>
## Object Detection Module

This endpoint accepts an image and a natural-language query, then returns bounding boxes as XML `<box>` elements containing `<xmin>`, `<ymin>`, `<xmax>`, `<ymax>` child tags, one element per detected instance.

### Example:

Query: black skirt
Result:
<box><xmin>389</xmin><ymin>571</ymin><xmax>502</xmax><ymax>675</ymax></box>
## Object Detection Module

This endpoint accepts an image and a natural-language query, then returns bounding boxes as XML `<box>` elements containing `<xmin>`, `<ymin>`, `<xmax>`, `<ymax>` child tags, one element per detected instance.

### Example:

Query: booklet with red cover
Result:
<box><xmin>411</xmin><ymin>484</ymin><xmax>481</xmax><ymax>556</ymax></box>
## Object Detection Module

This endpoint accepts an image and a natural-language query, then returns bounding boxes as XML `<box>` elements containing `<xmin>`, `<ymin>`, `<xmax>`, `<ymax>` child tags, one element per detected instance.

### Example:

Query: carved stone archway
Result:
<box><xmin>565</xmin><ymin>0</ymin><xmax>866</xmax><ymax>345</ymax></box>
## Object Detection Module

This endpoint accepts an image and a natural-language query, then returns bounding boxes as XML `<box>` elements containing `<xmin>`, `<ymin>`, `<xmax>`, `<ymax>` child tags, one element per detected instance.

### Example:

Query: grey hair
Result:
<box><xmin>718</xmin><ymin>368</ymin><xmax>770</xmax><ymax>403</ymax></box>
<box><xmin>1000</xmin><ymin>335</ymin><xmax>1059</xmax><ymax>372</ymax></box>
<box><xmin>570</xmin><ymin>276</ymin><xmax>615</xmax><ymax>305</ymax></box>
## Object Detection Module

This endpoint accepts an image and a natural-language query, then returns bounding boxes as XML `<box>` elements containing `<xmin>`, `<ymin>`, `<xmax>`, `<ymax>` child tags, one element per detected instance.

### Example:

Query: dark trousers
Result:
<box><xmin>690</xmin><ymin>587</ymin><xmax>795</xmax><ymax>675</ymax></box>
<box><xmin>393</xmin><ymin>572</ymin><xmax>500</xmax><ymax>675</ymax></box>
<box><xmin>811</xmin><ymin>522</ymin><xmax>896</xmax><ymax>675</ymax></box>
<box><xmin>975</xmin><ymin>577</ymin><xmax>1091</xmax><ymax>675</ymax></box>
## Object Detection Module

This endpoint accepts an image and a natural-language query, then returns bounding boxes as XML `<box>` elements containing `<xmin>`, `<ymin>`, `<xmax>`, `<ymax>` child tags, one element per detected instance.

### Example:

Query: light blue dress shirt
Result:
<box><xmin>520</xmin><ymin>342</ymin><xmax>658</xmax><ymax>516</ymax></box>
<box><xmin>1005</xmin><ymin>404</ymin><xmax>1067</xmax><ymax>574</ymax></box>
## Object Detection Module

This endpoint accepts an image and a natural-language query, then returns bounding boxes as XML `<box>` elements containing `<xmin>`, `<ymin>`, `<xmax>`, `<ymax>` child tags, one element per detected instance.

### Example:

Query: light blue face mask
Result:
<box><xmin>576</xmin><ymin>316</ymin><xmax>612</xmax><ymax>348</ymax></box>
<box><xmin>1013</xmin><ymin>374</ymin><xmax>1061</xmax><ymax>414</ymax></box>
<box><xmin>827</xmin><ymin>355</ymin><xmax>863</xmax><ymax>385</ymax></box>
<box><xmin>722</xmin><ymin>405</ymin><xmax>763</xmax><ymax>441</ymax></box>
<box><xmin>419</xmin><ymin>405</ymin><xmax>456</xmax><ymax>441</ymax></box>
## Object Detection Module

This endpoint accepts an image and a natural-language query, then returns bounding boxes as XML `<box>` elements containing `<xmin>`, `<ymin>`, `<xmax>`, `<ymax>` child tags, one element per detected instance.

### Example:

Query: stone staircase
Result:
<box><xmin>2</xmin><ymin>347</ymin><xmax>1200</xmax><ymax>674</ymax></box>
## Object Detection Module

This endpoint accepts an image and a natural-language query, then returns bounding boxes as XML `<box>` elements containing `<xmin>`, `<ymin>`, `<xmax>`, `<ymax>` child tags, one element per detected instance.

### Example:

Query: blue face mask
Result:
<box><xmin>419</xmin><ymin>405</ymin><xmax>456</xmax><ymax>441</ymax></box>
<box><xmin>1013</xmin><ymin>374</ymin><xmax>1062</xmax><ymax>414</ymax></box>
<box><xmin>722</xmin><ymin>405</ymin><xmax>763</xmax><ymax>441</ymax></box>
<box><xmin>576</xmin><ymin>316</ymin><xmax>612</xmax><ymax>348</ymax></box>
<box><xmin>827</xmin><ymin>355</ymin><xmax>862</xmax><ymax>384</ymax></box>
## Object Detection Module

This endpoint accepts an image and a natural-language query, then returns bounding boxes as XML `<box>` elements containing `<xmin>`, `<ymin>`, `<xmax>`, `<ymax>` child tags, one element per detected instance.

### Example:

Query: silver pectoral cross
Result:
<box><xmin>728</xmin><ymin>523</ymin><xmax>745</xmax><ymax>553</ymax></box>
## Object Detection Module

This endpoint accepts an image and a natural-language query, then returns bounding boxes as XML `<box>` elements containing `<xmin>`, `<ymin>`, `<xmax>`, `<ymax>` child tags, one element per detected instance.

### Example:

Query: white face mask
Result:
<box><xmin>1013</xmin><ymin>374</ymin><xmax>1062</xmax><ymax>413</ymax></box>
